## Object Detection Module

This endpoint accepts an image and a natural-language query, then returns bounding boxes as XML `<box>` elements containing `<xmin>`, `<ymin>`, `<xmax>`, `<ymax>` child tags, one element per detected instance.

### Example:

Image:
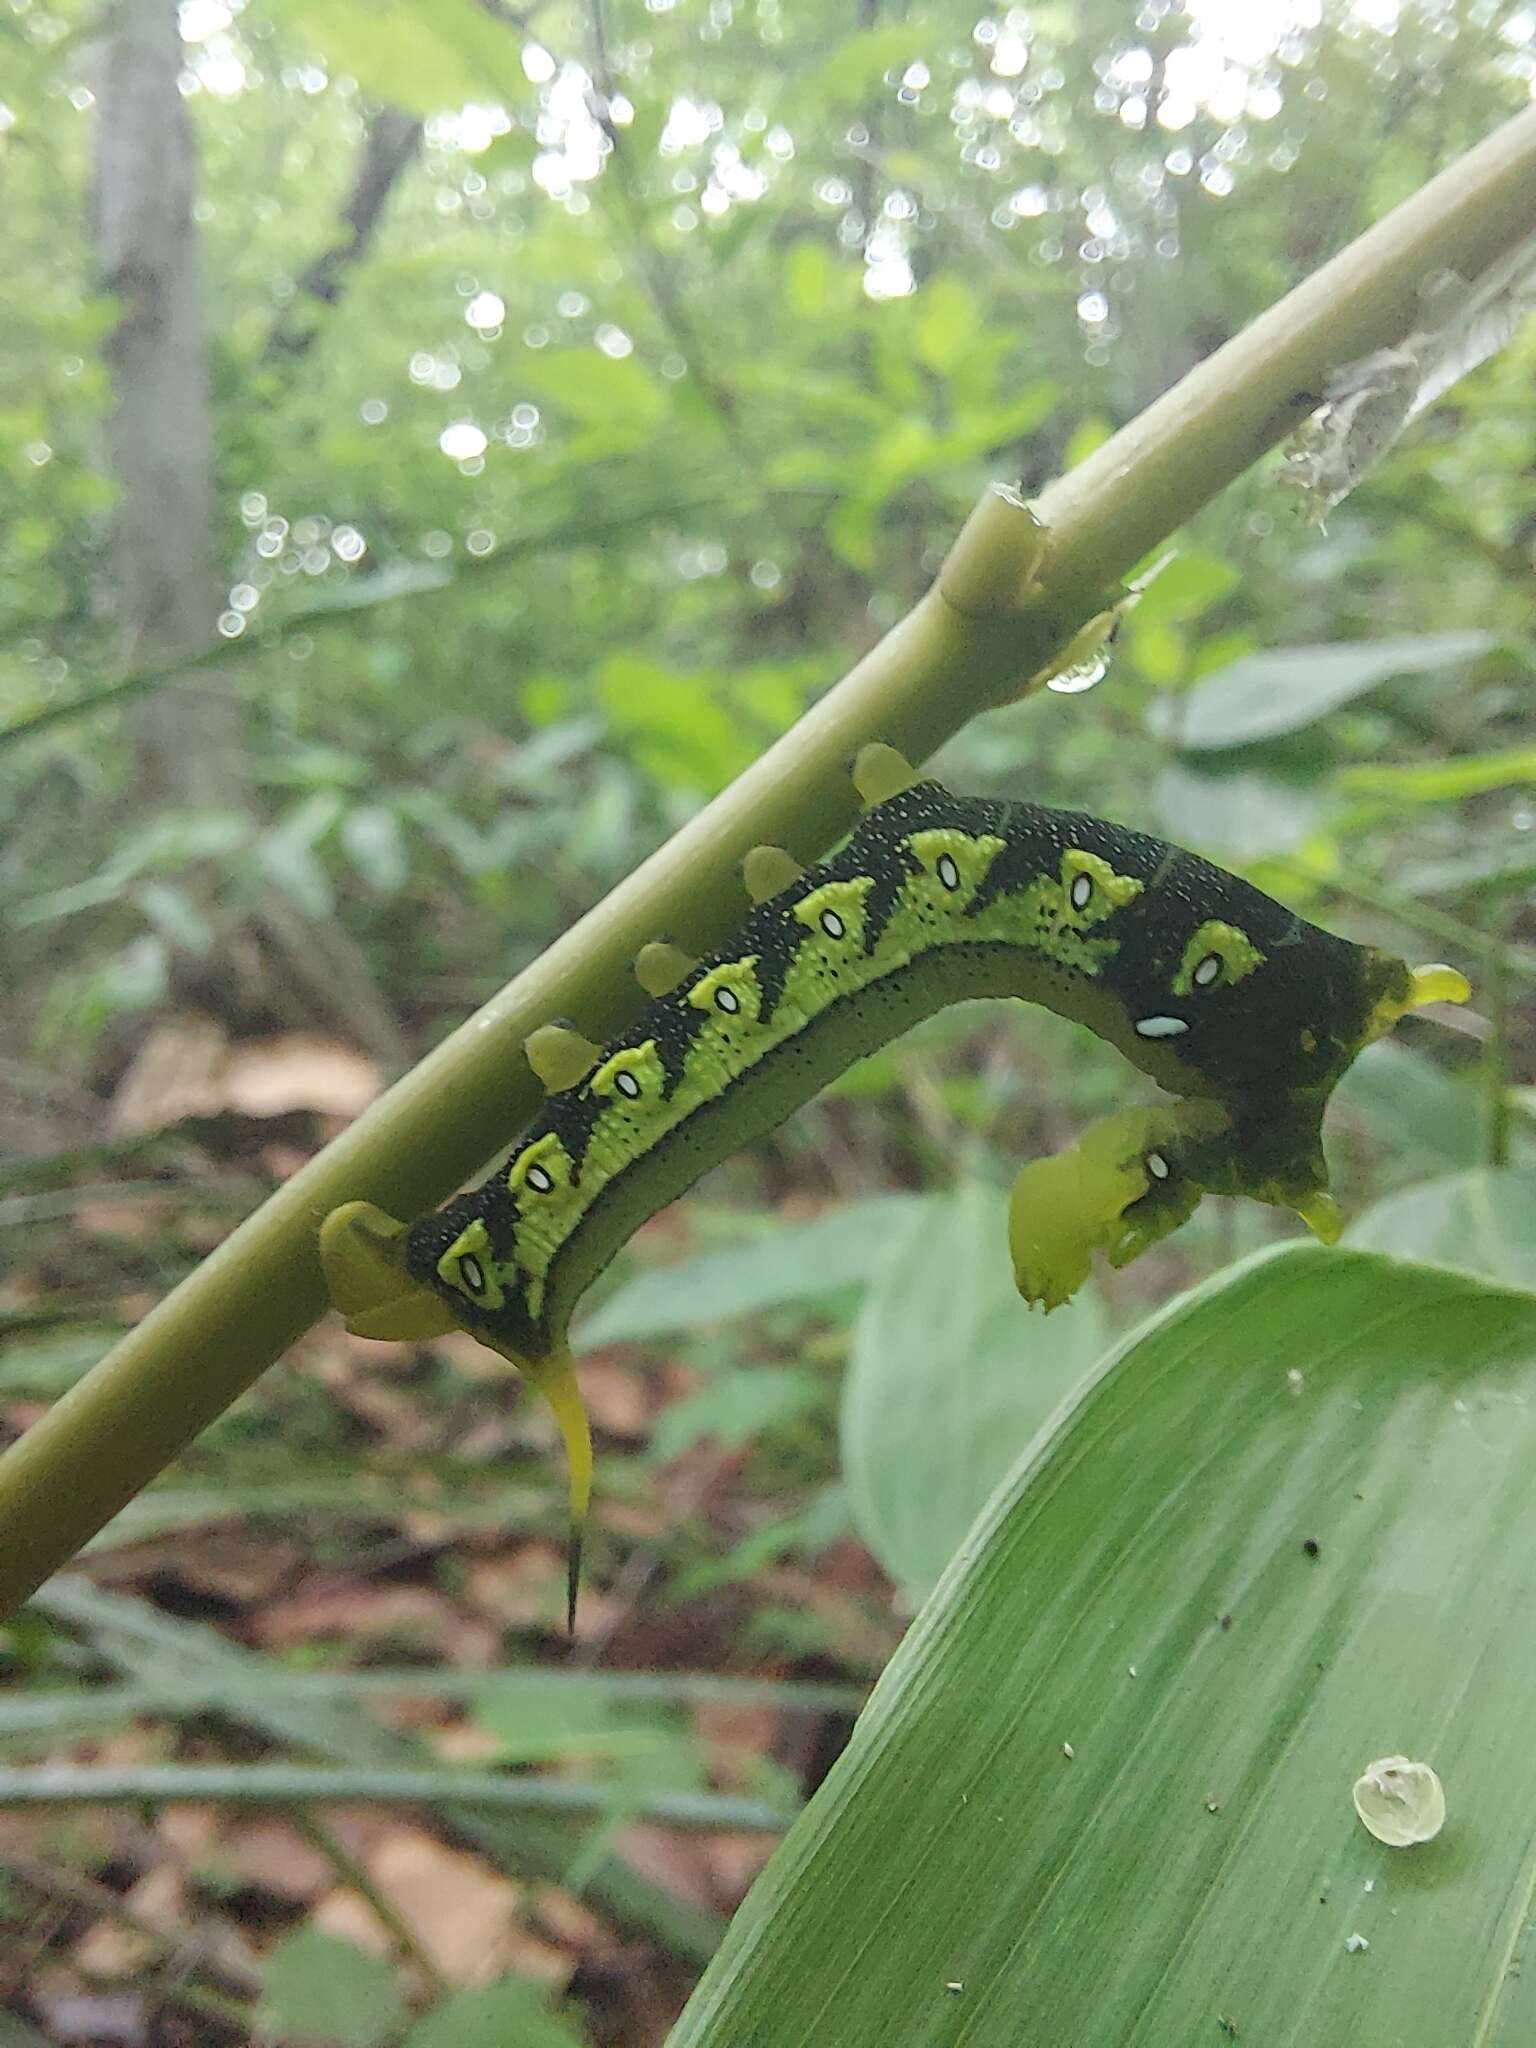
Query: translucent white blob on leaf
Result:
<box><xmin>1352</xmin><ymin>1755</ymin><xmax>1446</xmax><ymax>1847</ymax></box>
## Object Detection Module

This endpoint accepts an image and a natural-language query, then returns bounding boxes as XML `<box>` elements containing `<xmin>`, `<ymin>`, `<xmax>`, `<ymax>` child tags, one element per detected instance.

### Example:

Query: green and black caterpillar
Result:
<box><xmin>322</xmin><ymin>744</ymin><xmax>1468</xmax><ymax>1624</ymax></box>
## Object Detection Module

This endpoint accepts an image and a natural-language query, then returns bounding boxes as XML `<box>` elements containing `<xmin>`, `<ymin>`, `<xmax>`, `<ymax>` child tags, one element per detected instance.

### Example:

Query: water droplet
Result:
<box><xmin>1046</xmin><ymin>652</ymin><xmax>1109</xmax><ymax>695</ymax></box>
<box><xmin>217</xmin><ymin>610</ymin><xmax>246</xmax><ymax>638</ymax></box>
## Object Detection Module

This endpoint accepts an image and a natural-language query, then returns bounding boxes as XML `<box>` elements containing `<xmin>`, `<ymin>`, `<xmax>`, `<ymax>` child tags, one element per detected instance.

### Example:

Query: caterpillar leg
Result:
<box><xmin>319</xmin><ymin>1201</ymin><xmax>459</xmax><ymax>1339</ymax></box>
<box><xmin>1008</xmin><ymin>1106</ymin><xmax>1198</xmax><ymax>1311</ymax></box>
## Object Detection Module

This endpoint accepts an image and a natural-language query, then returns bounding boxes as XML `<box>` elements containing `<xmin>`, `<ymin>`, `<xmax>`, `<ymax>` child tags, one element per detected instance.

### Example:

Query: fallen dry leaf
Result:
<box><xmin>220</xmin><ymin>1035</ymin><xmax>382</xmax><ymax>1119</ymax></box>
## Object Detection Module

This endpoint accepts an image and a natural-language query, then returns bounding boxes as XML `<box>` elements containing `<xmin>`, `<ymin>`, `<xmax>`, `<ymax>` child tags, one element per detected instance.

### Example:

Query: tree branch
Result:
<box><xmin>264</xmin><ymin>106</ymin><xmax>421</xmax><ymax>361</ymax></box>
<box><xmin>0</xmin><ymin>105</ymin><xmax>1533</xmax><ymax>1617</ymax></box>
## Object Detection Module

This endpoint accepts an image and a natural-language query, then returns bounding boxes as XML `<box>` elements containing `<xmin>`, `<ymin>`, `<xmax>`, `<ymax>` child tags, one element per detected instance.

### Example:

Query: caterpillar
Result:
<box><xmin>321</xmin><ymin>744</ymin><xmax>1468</xmax><ymax>1627</ymax></box>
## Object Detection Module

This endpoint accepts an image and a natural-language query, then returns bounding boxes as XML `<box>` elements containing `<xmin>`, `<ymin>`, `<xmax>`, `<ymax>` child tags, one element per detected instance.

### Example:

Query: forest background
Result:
<box><xmin>1</xmin><ymin>0</ymin><xmax>1534</xmax><ymax>2041</ymax></box>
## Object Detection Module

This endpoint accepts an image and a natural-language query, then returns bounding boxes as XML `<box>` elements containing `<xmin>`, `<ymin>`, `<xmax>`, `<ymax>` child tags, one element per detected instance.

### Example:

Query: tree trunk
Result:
<box><xmin>94</xmin><ymin>0</ymin><xmax>242</xmax><ymax>812</ymax></box>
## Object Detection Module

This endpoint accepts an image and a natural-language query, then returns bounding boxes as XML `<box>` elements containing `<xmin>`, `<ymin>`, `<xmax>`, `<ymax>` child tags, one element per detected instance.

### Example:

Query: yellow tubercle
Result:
<box><xmin>525</xmin><ymin>1023</ymin><xmax>601</xmax><ymax>1092</ymax></box>
<box><xmin>851</xmin><ymin>742</ymin><xmax>918</xmax><ymax>811</ymax></box>
<box><xmin>742</xmin><ymin>843</ymin><xmax>805</xmax><ymax>905</ymax></box>
<box><xmin>634</xmin><ymin>940</ymin><xmax>698</xmax><ymax>997</ymax></box>
<box><xmin>319</xmin><ymin>1201</ymin><xmax>459</xmax><ymax>1340</ymax></box>
<box><xmin>1367</xmin><ymin>960</ymin><xmax>1472</xmax><ymax>1042</ymax></box>
<box><xmin>1294</xmin><ymin>1190</ymin><xmax>1344</xmax><ymax>1245</ymax></box>
<box><xmin>1408</xmin><ymin>963</ymin><xmax>1472</xmax><ymax>1009</ymax></box>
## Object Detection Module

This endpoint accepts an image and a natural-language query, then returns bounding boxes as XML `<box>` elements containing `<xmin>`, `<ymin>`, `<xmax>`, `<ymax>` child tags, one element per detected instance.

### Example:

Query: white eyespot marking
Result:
<box><xmin>715</xmin><ymin>986</ymin><xmax>741</xmax><ymax>1014</ymax></box>
<box><xmin>820</xmin><ymin>909</ymin><xmax>846</xmax><ymax>939</ymax></box>
<box><xmin>614</xmin><ymin>1069</ymin><xmax>642</xmax><ymax>1099</ymax></box>
<box><xmin>1069</xmin><ymin>870</ymin><xmax>1094</xmax><ymax>911</ymax></box>
<box><xmin>1192</xmin><ymin>953</ymin><xmax>1223</xmax><ymax>988</ymax></box>
<box><xmin>1135</xmin><ymin>1015</ymin><xmax>1189</xmax><ymax>1039</ymax></box>
<box><xmin>459</xmin><ymin>1254</ymin><xmax>486</xmax><ymax>1293</ymax></box>
<box><xmin>525</xmin><ymin>1163</ymin><xmax>555</xmax><ymax>1193</ymax></box>
<box><xmin>1146</xmin><ymin>1151</ymin><xmax>1170</xmax><ymax>1181</ymax></box>
<box><xmin>936</xmin><ymin>853</ymin><xmax>961</xmax><ymax>891</ymax></box>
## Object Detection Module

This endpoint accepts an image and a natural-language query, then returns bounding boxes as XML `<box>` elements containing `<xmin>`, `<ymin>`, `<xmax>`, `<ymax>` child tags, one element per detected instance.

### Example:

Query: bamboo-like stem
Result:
<box><xmin>1</xmin><ymin>107</ymin><xmax>1533</xmax><ymax>1618</ymax></box>
<box><xmin>0</xmin><ymin>1763</ymin><xmax>796</xmax><ymax>1831</ymax></box>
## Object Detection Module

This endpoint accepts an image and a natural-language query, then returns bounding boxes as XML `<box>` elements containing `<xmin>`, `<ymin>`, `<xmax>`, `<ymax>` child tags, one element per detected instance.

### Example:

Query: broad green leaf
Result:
<box><xmin>673</xmin><ymin>1247</ymin><xmax>1536</xmax><ymax>2046</ymax></box>
<box><xmin>402</xmin><ymin>1981</ymin><xmax>589</xmax><ymax>2048</ymax></box>
<box><xmin>1347</xmin><ymin>1165</ymin><xmax>1536</xmax><ymax>1287</ymax></box>
<box><xmin>258</xmin><ymin>1928</ymin><xmax>405</xmax><ymax>2048</ymax></box>
<box><xmin>1340</xmin><ymin>746</ymin><xmax>1536</xmax><ymax>802</ymax></box>
<box><xmin>841</xmin><ymin>1183</ymin><xmax>1107</xmax><ymax>1601</ymax></box>
<box><xmin>1333</xmin><ymin>1039</ymin><xmax>1487</xmax><ymax>1169</ymax></box>
<box><xmin>1153</xmin><ymin>764</ymin><xmax>1321</xmax><ymax>860</ymax></box>
<box><xmin>1146</xmin><ymin>632</ymin><xmax>1495</xmax><ymax>748</ymax></box>
<box><xmin>577</xmin><ymin>1196</ymin><xmax>922</xmax><ymax>1349</ymax></box>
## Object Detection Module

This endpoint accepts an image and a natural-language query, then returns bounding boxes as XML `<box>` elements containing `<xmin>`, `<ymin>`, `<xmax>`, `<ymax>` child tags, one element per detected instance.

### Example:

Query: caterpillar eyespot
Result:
<box><xmin>1135</xmin><ymin>1014</ymin><xmax>1189</xmax><ymax>1039</ymax></box>
<box><xmin>319</xmin><ymin>746</ymin><xmax>1468</xmax><ymax>1631</ymax></box>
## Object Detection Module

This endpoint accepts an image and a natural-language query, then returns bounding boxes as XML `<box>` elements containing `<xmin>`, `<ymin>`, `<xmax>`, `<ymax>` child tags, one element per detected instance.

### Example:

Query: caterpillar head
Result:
<box><xmin>1010</xmin><ymin>958</ymin><xmax>1468</xmax><ymax>1310</ymax></box>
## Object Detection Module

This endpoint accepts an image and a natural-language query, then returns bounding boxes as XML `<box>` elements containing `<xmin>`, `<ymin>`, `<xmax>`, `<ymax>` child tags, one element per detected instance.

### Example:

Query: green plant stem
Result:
<box><xmin>1</xmin><ymin>107</ymin><xmax>1534</xmax><ymax>1618</ymax></box>
<box><xmin>0</xmin><ymin>1762</ymin><xmax>798</xmax><ymax>1830</ymax></box>
<box><xmin>0</xmin><ymin>1667</ymin><xmax>865</xmax><ymax>1741</ymax></box>
<box><xmin>1484</xmin><ymin>913</ymin><xmax>1513</xmax><ymax>1168</ymax></box>
<box><xmin>288</xmin><ymin>1807</ymin><xmax>451</xmax><ymax>1996</ymax></box>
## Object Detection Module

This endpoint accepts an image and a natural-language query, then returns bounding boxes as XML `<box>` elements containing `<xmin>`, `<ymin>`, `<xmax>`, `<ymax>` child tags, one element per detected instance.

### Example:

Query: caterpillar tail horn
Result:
<box><xmin>515</xmin><ymin>1348</ymin><xmax>592</xmax><ymax>1635</ymax></box>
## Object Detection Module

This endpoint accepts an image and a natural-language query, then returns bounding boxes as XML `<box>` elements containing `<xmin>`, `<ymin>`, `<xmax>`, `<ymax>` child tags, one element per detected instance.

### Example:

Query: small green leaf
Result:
<box><xmin>1339</xmin><ymin>746</ymin><xmax>1536</xmax><ymax>802</ymax></box>
<box><xmin>1146</xmin><ymin>632</ymin><xmax>1495</xmax><ymax>748</ymax></box>
<box><xmin>258</xmin><ymin>1929</ymin><xmax>405</xmax><ymax>2048</ymax></box>
<box><xmin>340</xmin><ymin>805</ymin><xmax>409</xmax><ymax>893</ymax></box>
<box><xmin>653</xmin><ymin>1366</ymin><xmax>824</xmax><ymax>1461</ymax></box>
<box><xmin>841</xmin><ymin>1183</ymin><xmax>1108</xmax><ymax>1601</ymax></box>
<box><xmin>915</xmin><ymin>276</ymin><xmax>981</xmax><ymax>374</ymax></box>
<box><xmin>402</xmin><ymin>1980</ymin><xmax>589</xmax><ymax>2048</ymax></box>
<box><xmin>262</xmin><ymin>0</ymin><xmax>522</xmax><ymax>113</ymax></box>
